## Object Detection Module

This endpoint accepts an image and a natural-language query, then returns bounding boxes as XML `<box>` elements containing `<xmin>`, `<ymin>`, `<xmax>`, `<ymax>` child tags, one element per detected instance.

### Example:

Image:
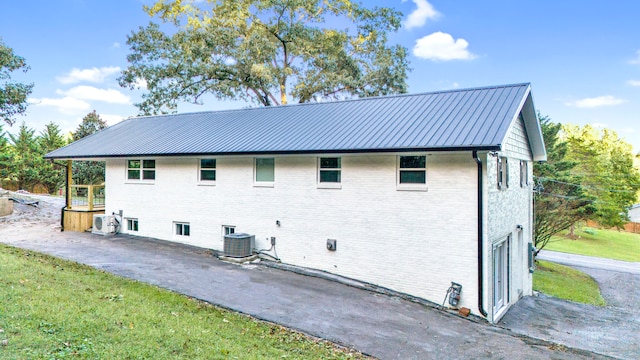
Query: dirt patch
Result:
<box><xmin>0</xmin><ymin>194</ymin><xmax>64</xmax><ymax>228</ymax></box>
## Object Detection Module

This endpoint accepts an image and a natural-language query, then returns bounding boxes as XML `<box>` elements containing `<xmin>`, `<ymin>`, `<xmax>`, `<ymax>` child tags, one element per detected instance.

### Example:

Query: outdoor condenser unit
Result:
<box><xmin>92</xmin><ymin>214</ymin><xmax>115</xmax><ymax>235</ymax></box>
<box><xmin>223</xmin><ymin>233</ymin><xmax>255</xmax><ymax>258</ymax></box>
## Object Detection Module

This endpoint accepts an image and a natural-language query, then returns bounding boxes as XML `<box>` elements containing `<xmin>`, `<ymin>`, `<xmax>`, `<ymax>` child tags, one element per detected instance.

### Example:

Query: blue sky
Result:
<box><xmin>1</xmin><ymin>0</ymin><xmax>639</xmax><ymax>152</ymax></box>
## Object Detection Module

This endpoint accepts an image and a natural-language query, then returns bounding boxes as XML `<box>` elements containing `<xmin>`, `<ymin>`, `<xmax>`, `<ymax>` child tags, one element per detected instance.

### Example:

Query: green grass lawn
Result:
<box><xmin>0</xmin><ymin>244</ymin><xmax>367</xmax><ymax>359</ymax></box>
<box><xmin>543</xmin><ymin>227</ymin><xmax>640</xmax><ymax>262</ymax></box>
<box><xmin>533</xmin><ymin>260</ymin><xmax>606</xmax><ymax>306</ymax></box>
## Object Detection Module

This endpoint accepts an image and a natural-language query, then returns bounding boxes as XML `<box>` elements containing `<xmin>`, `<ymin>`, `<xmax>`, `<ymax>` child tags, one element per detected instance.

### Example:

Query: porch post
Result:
<box><xmin>66</xmin><ymin>160</ymin><xmax>72</xmax><ymax>210</ymax></box>
<box><xmin>88</xmin><ymin>185</ymin><xmax>94</xmax><ymax>211</ymax></box>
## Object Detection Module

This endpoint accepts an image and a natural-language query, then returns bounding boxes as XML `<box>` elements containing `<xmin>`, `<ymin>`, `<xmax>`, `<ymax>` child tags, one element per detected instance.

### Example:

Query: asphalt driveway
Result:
<box><xmin>0</xmin><ymin>197</ymin><xmax>620</xmax><ymax>359</ymax></box>
<box><xmin>501</xmin><ymin>251</ymin><xmax>640</xmax><ymax>360</ymax></box>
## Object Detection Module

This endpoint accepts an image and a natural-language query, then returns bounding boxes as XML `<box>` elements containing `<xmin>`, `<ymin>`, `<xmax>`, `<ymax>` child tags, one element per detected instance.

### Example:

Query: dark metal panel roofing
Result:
<box><xmin>45</xmin><ymin>83</ymin><xmax>535</xmax><ymax>159</ymax></box>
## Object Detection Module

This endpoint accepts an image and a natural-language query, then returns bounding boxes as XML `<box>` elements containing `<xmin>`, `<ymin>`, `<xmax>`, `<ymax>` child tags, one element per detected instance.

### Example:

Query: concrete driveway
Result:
<box><xmin>0</xmin><ymin>197</ymin><xmax>614</xmax><ymax>359</ymax></box>
<box><xmin>537</xmin><ymin>250</ymin><xmax>640</xmax><ymax>275</ymax></box>
<box><xmin>502</xmin><ymin>250</ymin><xmax>640</xmax><ymax>360</ymax></box>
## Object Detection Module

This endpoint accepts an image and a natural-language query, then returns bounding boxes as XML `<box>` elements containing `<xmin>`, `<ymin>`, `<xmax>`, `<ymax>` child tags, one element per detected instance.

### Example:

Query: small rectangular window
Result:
<box><xmin>127</xmin><ymin>159</ymin><xmax>155</xmax><ymax>181</ymax></box>
<box><xmin>175</xmin><ymin>222</ymin><xmax>190</xmax><ymax>236</ymax></box>
<box><xmin>200</xmin><ymin>158</ymin><xmax>216</xmax><ymax>182</ymax></box>
<box><xmin>127</xmin><ymin>160</ymin><xmax>140</xmax><ymax>180</ymax></box>
<box><xmin>398</xmin><ymin>156</ymin><xmax>426</xmax><ymax>184</ymax></box>
<box><xmin>319</xmin><ymin>157</ymin><xmax>341</xmax><ymax>183</ymax></box>
<box><xmin>126</xmin><ymin>218</ymin><xmax>139</xmax><ymax>232</ymax></box>
<box><xmin>255</xmin><ymin>158</ymin><xmax>275</xmax><ymax>184</ymax></box>
<box><xmin>142</xmin><ymin>160</ymin><xmax>156</xmax><ymax>180</ymax></box>
<box><xmin>520</xmin><ymin>160</ymin><xmax>528</xmax><ymax>188</ymax></box>
<box><xmin>497</xmin><ymin>156</ymin><xmax>509</xmax><ymax>190</ymax></box>
<box><xmin>221</xmin><ymin>225</ymin><xmax>236</xmax><ymax>241</ymax></box>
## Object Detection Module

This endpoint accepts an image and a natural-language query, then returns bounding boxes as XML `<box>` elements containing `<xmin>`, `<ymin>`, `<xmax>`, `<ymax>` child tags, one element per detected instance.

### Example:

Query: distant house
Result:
<box><xmin>629</xmin><ymin>204</ymin><xmax>640</xmax><ymax>223</ymax></box>
<box><xmin>46</xmin><ymin>83</ymin><xmax>546</xmax><ymax>323</ymax></box>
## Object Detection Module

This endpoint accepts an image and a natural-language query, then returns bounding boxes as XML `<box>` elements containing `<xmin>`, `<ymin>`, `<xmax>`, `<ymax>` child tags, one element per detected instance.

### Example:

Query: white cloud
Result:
<box><xmin>57</xmin><ymin>86</ymin><xmax>131</xmax><ymax>104</ymax></box>
<box><xmin>565</xmin><ymin>96</ymin><xmax>627</xmax><ymax>108</ymax></box>
<box><xmin>404</xmin><ymin>0</ymin><xmax>439</xmax><ymax>29</ymax></box>
<box><xmin>100</xmin><ymin>114</ymin><xmax>125</xmax><ymax>126</ymax></box>
<box><xmin>413</xmin><ymin>32</ymin><xmax>477</xmax><ymax>61</ymax></box>
<box><xmin>28</xmin><ymin>96</ymin><xmax>91</xmax><ymax>114</ymax></box>
<box><xmin>56</xmin><ymin>66</ymin><xmax>121</xmax><ymax>84</ymax></box>
<box><xmin>630</xmin><ymin>50</ymin><xmax>640</xmax><ymax>65</ymax></box>
<box><xmin>133</xmin><ymin>78</ymin><xmax>148</xmax><ymax>90</ymax></box>
<box><xmin>627</xmin><ymin>80</ymin><xmax>640</xmax><ymax>87</ymax></box>
<box><xmin>112</xmin><ymin>42</ymin><xmax>121</xmax><ymax>49</ymax></box>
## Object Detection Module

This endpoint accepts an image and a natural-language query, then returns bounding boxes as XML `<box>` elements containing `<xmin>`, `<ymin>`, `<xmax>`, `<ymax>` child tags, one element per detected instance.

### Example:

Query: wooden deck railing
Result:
<box><xmin>69</xmin><ymin>185</ymin><xmax>105</xmax><ymax>211</ymax></box>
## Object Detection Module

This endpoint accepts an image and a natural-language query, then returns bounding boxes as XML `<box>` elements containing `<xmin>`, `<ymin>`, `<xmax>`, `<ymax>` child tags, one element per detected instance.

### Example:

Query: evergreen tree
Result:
<box><xmin>7</xmin><ymin>122</ymin><xmax>42</xmax><ymax>190</ymax></box>
<box><xmin>533</xmin><ymin>114</ymin><xmax>595</xmax><ymax>252</ymax></box>
<box><xmin>0</xmin><ymin>124</ymin><xmax>10</xmax><ymax>186</ymax></box>
<box><xmin>37</xmin><ymin>121</ymin><xmax>67</xmax><ymax>193</ymax></box>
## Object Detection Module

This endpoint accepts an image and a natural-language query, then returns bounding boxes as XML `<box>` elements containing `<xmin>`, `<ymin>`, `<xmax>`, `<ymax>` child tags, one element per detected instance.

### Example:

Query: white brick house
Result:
<box><xmin>46</xmin><ymin>83</ymin><xmax>546</xmax><ymax>322</ymax></box>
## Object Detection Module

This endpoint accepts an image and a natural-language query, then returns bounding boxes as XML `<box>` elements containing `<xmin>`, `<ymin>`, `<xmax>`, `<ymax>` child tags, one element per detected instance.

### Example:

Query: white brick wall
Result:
<box><xmin>105</xmin><ymin>152</ymin><xmax>484</xmax><ymax>313</ymax></box>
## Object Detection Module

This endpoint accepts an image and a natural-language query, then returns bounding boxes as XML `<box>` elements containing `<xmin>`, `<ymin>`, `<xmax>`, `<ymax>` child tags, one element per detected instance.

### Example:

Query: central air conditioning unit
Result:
<box><xmin>92</xmin><ymin>214</ymin><xmax>115</xmax><ymax>235</ymax></box>
<box><xmin>223</xmin><ymin>233</ymin><xmax>255</xmax><ymax>258</ymax></box>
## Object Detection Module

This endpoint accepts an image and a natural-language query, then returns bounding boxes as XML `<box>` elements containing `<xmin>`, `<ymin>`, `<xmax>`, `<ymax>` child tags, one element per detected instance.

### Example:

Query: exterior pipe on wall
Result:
<box><xmin>473</xmin><ymin>151</ymin><xmax>488</xmax><ymax>317</ymax></box>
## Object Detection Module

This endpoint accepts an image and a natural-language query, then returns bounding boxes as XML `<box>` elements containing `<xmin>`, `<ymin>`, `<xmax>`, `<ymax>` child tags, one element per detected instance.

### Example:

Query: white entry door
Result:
<box><xmin>493</xmin><ymin>239</ymin><xmax>509</xmax><ymax>314</ymax></box>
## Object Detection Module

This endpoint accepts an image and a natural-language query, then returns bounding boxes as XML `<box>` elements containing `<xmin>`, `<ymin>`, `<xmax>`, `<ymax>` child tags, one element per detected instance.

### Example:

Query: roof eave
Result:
<box><xmin>44</xmin><ymin>145</ymin><xmax>502</xmax><ymax>160</ymax></box>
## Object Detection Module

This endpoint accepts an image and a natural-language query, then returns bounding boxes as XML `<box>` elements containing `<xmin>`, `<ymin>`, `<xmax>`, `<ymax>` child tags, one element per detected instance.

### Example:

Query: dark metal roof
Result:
<box><xmin>46</xmin><ymin>83</ymin><xmax>544</xmax><ymax>159</ymax></box>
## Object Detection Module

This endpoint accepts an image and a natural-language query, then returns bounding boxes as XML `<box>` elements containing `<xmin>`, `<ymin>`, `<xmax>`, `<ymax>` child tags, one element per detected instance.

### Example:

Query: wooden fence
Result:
<box><xmin>586</xmin><ymin>220</ymin><xmax>640</xmax><ymax>234</ymax></box>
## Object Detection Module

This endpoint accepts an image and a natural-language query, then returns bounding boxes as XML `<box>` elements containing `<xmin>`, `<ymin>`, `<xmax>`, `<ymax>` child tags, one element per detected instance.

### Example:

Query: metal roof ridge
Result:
<box><xmin>127</xmin><ymin>83</ymin><xmax>533</xmax><ymax>120</ymax></box>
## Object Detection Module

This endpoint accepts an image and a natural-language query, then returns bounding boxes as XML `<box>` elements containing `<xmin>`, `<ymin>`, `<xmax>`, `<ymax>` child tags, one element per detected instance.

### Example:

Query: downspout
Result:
<box><xmin>473</xmin><ymin>151</ymin><xmax>488</xmax><ymax>317</ymax></box>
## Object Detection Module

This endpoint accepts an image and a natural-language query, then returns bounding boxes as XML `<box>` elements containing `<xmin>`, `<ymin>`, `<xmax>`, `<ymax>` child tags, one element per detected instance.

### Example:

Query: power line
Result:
<box><xmin>535</xmin><ymin>177</ymin><xmax>640</xmax><ymax>193</ymax></box>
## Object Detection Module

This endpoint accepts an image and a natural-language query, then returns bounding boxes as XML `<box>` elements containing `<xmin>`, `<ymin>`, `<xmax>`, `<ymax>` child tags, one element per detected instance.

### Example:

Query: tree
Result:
<box><xmin>0</xmin><ymin>38</ymin><xmax>33</xmax><ymax>126</ymax></box>
<box><xmin>561</xmin><ymin>124</ymin><xmax>640</xmax><ymax>227</ymax></box>
<box><xmin>72</xmin><ymin>111</ymin><xmax>107</xmax><ymax>184</ymax></box>
<box><xmin>120</xmin><ymin>0</ymin><xmax>409</xmax><ymax>114</ymax></box>
<box><xmin>37</xmin><ymin>122</ymin><xmax>67</xmax><ymax>193</ymax></box>
<box><xmin>635</xmin><ymin>153</ymin><xmax>640</xmax><ymax>203</ymax></box>
<box><xmin>6</xmin><ymin>122</ymin><xmax>42</xmax><ymax>190</ymax></box>
<box><xmin>0</xmin><ymin>124</ymin><xmax>10</xmax><ymax>185</ymax></box>
<box><xmin>71</xmin><ymin>110</ymin><xmax>107</xmax><ymax>141</ymax></box>
<box><xmin>39</xmin><ymin>121</ymin><xmax>67</xmax><ymax>153</ymax></box>
<box><xmin>533</xmin><ymin>114</ymin><xmax>595</xmax><ymax>253</ymax></box>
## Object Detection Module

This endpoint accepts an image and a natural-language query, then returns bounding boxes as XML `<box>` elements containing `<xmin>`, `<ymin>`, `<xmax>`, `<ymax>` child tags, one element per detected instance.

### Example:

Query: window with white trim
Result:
<box><xmin>255</xmin><ymin>158</ymin><xmax>275</xmax><ymax>186</ymax></box>
<box><xmin>221</xmin><ymin>225</ymin><xmax>236</xmax><ymax>241</ymax></box>
<box><xmin>174</xmin><ymin>222</ymin><xmax>190</xmax><ymax>237</ymax></box>
<box><xmin>520</xmin><ymin>160</ymin><xmax>528</xmax><ymax>188</ymax></box>
<box><xmin>318</xmin><ymin>157</ymin><xmax>341</xmax><ymax>184</ymax></box>
<box><xmin>398</xmin><ymin>156</ymin><xmax>426</xmax><ymax>185</ymax></box>
<box><xmin>497</xmin><ymin>156</ymin><xmax>509</xmax><ymax>190</ymax></box>
<box><xmin>199</xmin><ymin>158</ymin><xmax>216</xmax><ymax>183</ymax></box>
<box><xmin>127</xmin><ymin>159</ymin><xmax>156</xmax><ymax>181</ymax></box>
<box><xmin>126</xmin><ymin>218</ymin><xmax>139</xmax><ymax>232</ymax></box>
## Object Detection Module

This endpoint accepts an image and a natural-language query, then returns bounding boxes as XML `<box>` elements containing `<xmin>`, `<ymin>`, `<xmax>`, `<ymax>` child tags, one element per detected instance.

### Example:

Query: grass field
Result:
<box><xmin>533</xmin><ymin>260</ymin><xmax>606</xmax><ymax>306</ymax></box>
<box><xmin>0</xmin><ymin>244</ymin><xmax>367</xmax><ymax>359</ymax></box>
<box><xmin>543</xmin><ymin>227</ymin><xmax>640</xmax><ymax>262</ymax></box>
